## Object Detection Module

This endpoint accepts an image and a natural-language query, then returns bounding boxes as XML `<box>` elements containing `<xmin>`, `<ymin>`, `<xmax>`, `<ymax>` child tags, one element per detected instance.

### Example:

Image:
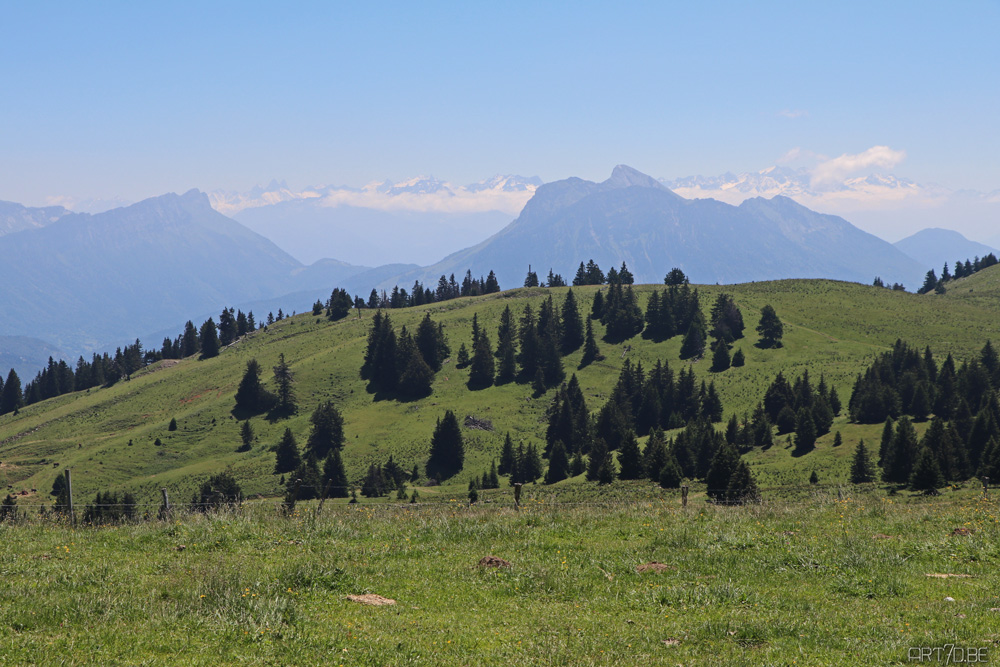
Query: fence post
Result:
<box><xmin>160</xmin><ymin>488</ymin><xmax>171</xmax><ymax>519</ymax></box>
<box><xmin>317</xmin><ymin>479</ymin><xmax>333</xmax><ymax>513</ymax></box>
<box><xmin>984</xmin><ymin>476</ymin><xmax>990</xmax><ymax>500</ymax></box>
<box><xmin>513</xmin><ymin>483</ymin><xmax>522</xmax><ymax>511</ymax></box>
<box><xmin>285</xmin><ymin>479</ymin><xmax>302</xmax><ymax>514</ymax></box>
<box><xmin>681</xmin><ymin>484</ymin><xmax>688</xmax><ymax>508</ymax></box>
<box><xmin>64</xmin><ymin>469</ymin><xmax>75</xmax><ymax>525</ymax></box>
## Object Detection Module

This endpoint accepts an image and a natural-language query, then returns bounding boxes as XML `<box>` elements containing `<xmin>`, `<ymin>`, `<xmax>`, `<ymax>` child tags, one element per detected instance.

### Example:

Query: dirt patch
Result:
<box><xmin>950</xmin><ymin>527</ymin><xmax>975</xmax><ymax>537</ymax></box>
<box><xmin>346</xmin><ymin>594</ymin><xmax>395</xmax><ymax>606</ymax></box>
<box><xmin>478</xmin><ymin>555</ymin><xmax>512</xmax><ymax>568</ymax></box>
<box><xmin>636</xmin><ymin>562</ymin><xmax>674</xmax><ymax>574</ymax></box>
<box><xmin>781</xmin><ymin>531</ymin><xmax>796</xmax><ymax>536</ymax></box>
<box><xmin>872</xmin><ymin>533</ymin><xmax>894</xmax><ymax>539</ymax></box>
<box><xmin>925</xmin><ymin>573</ymin><xmax>972</xmax><ymax>579</ymax></box>
<box><xmin>464</xmin><ymin>415</ymin><xmax>494</xmax><ymax>431</ymax></box>
<box><xmin>663</xmin><ymin>639</ymin><xmax>681</xmax><ymax>647</ymax></box>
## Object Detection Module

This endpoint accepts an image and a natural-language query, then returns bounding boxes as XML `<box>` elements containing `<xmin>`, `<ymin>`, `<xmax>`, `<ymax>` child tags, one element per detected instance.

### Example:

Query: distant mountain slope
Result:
<box><xmin>0</xmin><ymin>200</ymin><xmax>71</xmax><ymax>237</ymax></box>
<box><xmin>894</xmin><ymin>228</ymin><xmax>999</xmax><ymax>272</ymax></box>
<box><xmin>0</xmin><ymin>191</ymin><xmax>371</xmax><ymax>356</ymax></box>
<box><xmin>234</xmin><ymin>201</ymin><xmax>512</xmax><ymax>266</ymax></box>
<box><xmin>401</xmin><ymin>165</ymin><xmax>926</xmax><ymax>289</ymax></box>
<box><xmin>0</xmin><ymin>335</ymin><xmax>63</xmax><ymax>383</ymax></box>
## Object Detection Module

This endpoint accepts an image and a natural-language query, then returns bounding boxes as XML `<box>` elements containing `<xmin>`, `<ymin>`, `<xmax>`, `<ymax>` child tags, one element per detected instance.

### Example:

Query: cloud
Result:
<box><xmin>777</xmin><ymin>109</ymin><xmax>809</xmax><ymax>119</ymax></box>
<box><xmin>811</xmin><ymin>146</ymin><xmax>907</xmax><ymax>188</ymax></box>
<box><xmin>776</xmin><ymin>147</ymin><xmax>826</xmax><ymax>167</ymax></box>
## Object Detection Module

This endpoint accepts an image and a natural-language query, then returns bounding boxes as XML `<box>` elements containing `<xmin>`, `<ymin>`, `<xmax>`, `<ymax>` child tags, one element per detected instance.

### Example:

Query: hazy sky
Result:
<box><xmin>2</xmin><ymin>1</ymin><xmax>998</xmax><ymax>206</ymax></box>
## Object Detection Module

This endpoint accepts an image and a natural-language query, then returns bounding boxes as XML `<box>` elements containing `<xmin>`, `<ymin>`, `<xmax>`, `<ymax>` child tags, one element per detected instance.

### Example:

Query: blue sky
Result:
<box><xmin>2</xmin><ymin>1</ymin><xmax>998</xmax><ymax>206</ymax></box>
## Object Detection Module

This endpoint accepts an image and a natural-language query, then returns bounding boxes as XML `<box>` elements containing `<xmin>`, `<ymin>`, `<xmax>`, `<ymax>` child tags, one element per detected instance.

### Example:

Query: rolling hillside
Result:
<box><xmin>2</xmin><ymin>269</ymin><xmax>999</xmax><ymax>505</ymax></box>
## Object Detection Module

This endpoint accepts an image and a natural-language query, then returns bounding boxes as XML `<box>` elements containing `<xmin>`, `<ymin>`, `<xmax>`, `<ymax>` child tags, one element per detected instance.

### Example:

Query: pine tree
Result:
<box><xmin>731</xmin><ymin>348</ymin><xmax>745</xmax><ymax>367</ymax></box>
<box><xmin>833</xmin><ymin>430</ymin><xmax>843</xmax><ymax>447</ymax></box>
<box><xmin>910</xmin><ymin>447</ymin><xmax>945</xmax><ymax>493</ymax></box>
<box><xmin>849</xmin><ymin>439</ymin><xmax>876</xmax><ymax>483</ymax></box>
<box><xmin>0</xmin><ymin>369</ymin><xmax>22</xmax><ymax>415</ymax></box>
<box><xmin>180</xmin><ymin>320</ymin><xmax>200</xmax><ymax>357</ymax></box>
<box><xmin>882</xmin><ymin>416</ymin><xmax>918</xmax><ymax>484</ymax></box>
<box><xmin>794</xmin><ymin>408</ymin><xmax>817</xmax><ymax>452</ymax></box>
<box><xmin>560</xmin><ymin>289</ymin><xmax>584</xmax><ymax>353</ymax></box>
<box><xmin>498</xmin><ymin>432</ymin><xmax>516</xmax><ymax>476</ymax></box>
<box><xmin>520</xmin><ymin>444</ymin><xmax>544</xmax><ymax>482</ymax></box>
<box><xmin>658</xmin><ymin>449</ymin><xmax>683</xmax><ymax>488</ymax></box>
<box><xmin>426</xmin><ymin>410</ymin><xmax>464</xmax><ymax>481</ymax></box>
<box><xmin>361</xmin><ymin>464</ymin><xmax>387</xmax><ymax>497</ymax></box>
<box><xmin>467</xmin><ymin>331</ymin><xmax>495</xmax><ymax>389</ymax></box>
<box><xmin>456</xmin><ymin>343</ymin><xmax>470</xmax><ymax>368</ymax></box>
<box><xmin>711</xmin><ymin>342</ymin><xmax>731</xmax><ymax>372</ymax></box>
<box><xmin>238</xmin><ymin>420</ymin><xmax>254</xmax><ymax>452</ymax></box>
<box><xmin>570</xmin><ymin>450</ymin><xmax>585</xmax><ymax>477</ymax></box>
<box><xmin>235</xmin><ymin>359</ymin><xmax>275</xmax><ymax>414</ymax></box>
<box><xmin>705</xmin><ymin>443</ymin><xmax>740</xmax><ymax>502</ymax></box>
<box><xmin>399</xmin><ymin>347</ymin><xmax>434</xmax><ymax>397</ymax></box>
<box><xmin>306</xmin><ymin>402</ymin><xmax>345</xmax><ymax>458</ymax></box>
<box><xmin>168</xmin><ymin>417</ymin><xmax>177</xmax><ymax>431</ymax></box>
<box><xmin>495</xmin><ymin>306</ymin><xmax>517</xmax><ymax>383</ymax></box>
<box><xmin>545</xmin><ymin>441</ymin><xmax>570</xmax><ymax>484</ymax></box>
<box><xmin>590</xmin><ymin>290</ymin><xmax>604</xmax><ymax>320</ymax></box>
<box><xmin>809</xmin><ymin>470</ymin><xmax>819</xmax><ymax>484</ymax></box>
<box><xmin>587</xmin><ymin>439</ymin><xmax>609</xmax><ymax>481</ymax></box>
<box><xmin>679</xmin><ymin>311</ymin><xmax>707</xmax><ymax>360</ymax></box>
<box><xmin>725</xmin><ymin>460</ymin><xmax>760</xmax><ymax>504</ymax></box>
<box><xmin>524</xmin><ymin>266</ymin><xmax>539</xmax><ymax>287</ymax></box>
<box><xmin>580</xmin><ymin>318</ymin><xmax>601</xmax><ymax>367</ymax></box>
<box><xmin>756</xmin><ymin>305</ymin><xmax>784</xmax><ymax>348</ymax></box>
<box><xmin>617</xmin><ymin>429</ymin><xmax>643</xmax><ymax>479</ymax></box>
<box><xmin>274</xmin><ymin>428</ymin><xmax>301</xmax><ymax>474</ymax></box>
<box><xmin>199</xmin><ymin>318</ymin><xmax>221</xmax><ymax>359</ymax></box>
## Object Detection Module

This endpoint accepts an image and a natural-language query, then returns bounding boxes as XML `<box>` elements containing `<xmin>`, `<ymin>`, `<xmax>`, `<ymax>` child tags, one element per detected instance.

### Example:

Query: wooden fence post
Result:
<box><xmin>160</xmin><ymin>488</ymin><xmax>171</xmax><ymax>519</ymax></box>
<box><xmin>984</xmin><ymin>476</ymin><xmax>990</xmax><ymax>500</ymax></box>
<box><xmin>285</xmin><ymin>479</ymin><xmax>302</xmax><ymax>514</ymax></box>
<box><xmin>513</xmin><ymin>483</ymin><xmax>522</xmax><ymax>511</ymax></box>
<box><xmin>64</xmin><ymin>469</ymin><xmax>74</xmax><ymax>525</ymax></box>
<box><xmin>681</xmin><ymin>484</ymin><xmax>688</xmax><ymax>508</ymax></box>
<box><xmin>317</xmin><ymin>479</ymin><xmax>333</xmax><ymax>513</ymax></box>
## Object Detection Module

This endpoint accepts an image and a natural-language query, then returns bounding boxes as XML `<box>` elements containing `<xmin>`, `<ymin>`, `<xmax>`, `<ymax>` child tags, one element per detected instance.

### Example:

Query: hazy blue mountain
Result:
<box><xmin>395</xmin><ymin>165</ymin><xmax>926</xmax><ymax>290</ymax></box>
<box><xmin>0</xmin><ymin>335</ymin><xmax>63</xmax><ymax>384</ymax></box>
<box><xmin>234</xmin><ymin>200</ymin><xmax>512</xmax><ymax>266</ymax></box>
<box><xmin>0</xmin><ymin>191</ymin><xmax>371</xmax><ymax>357</ymax></box>
<box><xmin>0</xmin><ymin>200</ymin><xmax>71</xmax><ymax>237</ymax></box>
<box><xmin>894</xmin><ymin>228</ymin><xmax>999</xmax><ymax>272</ymax></box>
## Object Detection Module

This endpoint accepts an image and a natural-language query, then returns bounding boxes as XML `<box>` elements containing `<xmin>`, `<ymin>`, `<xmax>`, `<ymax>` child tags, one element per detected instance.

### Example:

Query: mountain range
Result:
<box><xmin>893</xmin><ymin>228</ymin><xmax>999</xmax><ymax>273</ymax></box>
<box><xmin>0</xmin><ymin>165</ymin><xmax>984</xmax><ymax>382</ymax></box>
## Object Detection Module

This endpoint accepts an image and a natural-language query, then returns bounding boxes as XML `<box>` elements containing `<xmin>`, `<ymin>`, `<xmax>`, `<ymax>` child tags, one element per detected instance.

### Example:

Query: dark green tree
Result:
<box><xmin>560</xmin><ymin>289</ymin><xmax>585</xmax><ymax>353</ymax></box>
<box><xmin>580</xmin><ymin>318</ymin><xmax>601</xmax><ymax>367</ymax></box>
<box><xmin>272</xmin><ymin>353</ymin><xmax>296</xmax><ymax>415</ymax></box>
<box><xmin>711</xmin><ymin>342</ymin><xmax>731</xmax><ymax>372</ymax></box>
<box><xmin>467</xmin><ymin>330</ymin><xmax>495</xmax><ymax>389</ymax></box>
<box><xmin>180</xmin><ymin>320</ymin><xmax>200</xmax><ymax>357</ymax></box>
<box><xmin>910</xmin><ymin>447</ymin><xmax>945</xmax><ymax>492</ymax></box>
<box><xmin>0</xmin><ymin>369</ymin><xmax>22</xmax><ymax>415</ymax></box>
<box><xmin>323</xmin><ymin>449</ymin><xmax>350</xmax><ymax>498</ymax></box>
<box><xmin>731</xmin><ymin>348</ymin><xmax>745</xmax><ymax>367</ymax></box>
<box><xmin>794</xmin><ymin>407</ymin><xmax>817</xmax><ymax>452</ymax></box>
<box><xmin>679</xmin><ymin>311</ymin><xmax>707</xmax><ymax>359</ymax></box>
<box><xmin>756</xmin><ymin>305</ymin><xmax>784</xmax><ymax>348</ymax></box>
<box><xmin>306</xmin><ymin>402</ymin><xmax>345</xmax><ymax>458</ymax></box>
<box><xmin>194</xmin><ymin>472</ymin><xmax>242</xmax><ymax>510</ymax></box>
<box><xmin>849</xmin><ymin>439</ymin><xmax>877</xmax><ymax>483</ymax></box>
<box><xmin>544</xmin><ymin>440</ymin><xmax>570</xmax><ymax>484</ymax></box>
<box><xmin>199</xmin><ymin>318</ymin><xmax>221</xmax><ymax>359</ymax></box>
<box><xmin>617</xmin><ymin>429</ymin><xmax>643</xmax><ymax>480</ymax></box>
<box><xmin>426</xmin><ymin>410</ymin><xmax>464</xmax><ymax>481</ymax></box>
<box><xmin>235</xmin><ymin>359</ymin><xmax>275</xmax><ymax>414</ymax></box>
<box><xmin>168</xmin><ymin>417</ymin><xmax>177</xmax><ymax>431</ymax></box>
<box><xmin>274</xmin><ymin>428</ymin><xmax>301</xmax><ymax>474</ymax></box>
<box><xmin>238</xmin><ymin>420</ymin><xmax>254</xmax><ymax>452</ymax></box>
<box><xmin>498</xmin><ymin>432</ymin><xmax>516</xmax><ymax>476</ymax></box>
<box><xmin>725</xmin><ymin>460</ymin><xmax>760</xmax><ymax>504</ymax></box>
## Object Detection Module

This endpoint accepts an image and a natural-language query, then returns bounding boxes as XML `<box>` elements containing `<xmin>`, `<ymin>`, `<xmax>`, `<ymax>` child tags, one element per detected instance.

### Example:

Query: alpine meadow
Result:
<box><xmin>4</xmin><ymin>3</ymin><xmax>1000</xmax><ymax>664</ymax></box>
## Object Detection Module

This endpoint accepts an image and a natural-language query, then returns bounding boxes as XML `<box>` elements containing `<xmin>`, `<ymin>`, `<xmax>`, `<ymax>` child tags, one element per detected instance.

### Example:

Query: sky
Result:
<box><xmin>2</xmin><ymin>1</ymin><xmax>998</xmax><ymax>214</ymax></box>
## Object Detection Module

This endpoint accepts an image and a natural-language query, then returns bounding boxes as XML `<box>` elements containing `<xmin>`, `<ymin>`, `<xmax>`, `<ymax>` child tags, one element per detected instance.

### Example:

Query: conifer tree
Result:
<box><xmin>498</xmin><ymin>432</ymin><xmax>516</xmax><ymax>476</ymax></box>
<box><xmin>426</xmin><ymin>410</ymin><xmax>464</xmax><ymax>481</ymax></box>
<box><xmin>199</xmin><ymin>318</ymin><xmax>221</xmax><ymax>359</ymax></box>
<box><xmin>617</xmin><ymin>429</ymin><xmax>643</xmax><ymax>479</ymax></box>
<box><xmin>235</xmin><ymin>359</ymin><xmax>275</xmax><ymax>414</ymax></box>
<box><xmin>679</xmin><ymin>311</ymin><xmax>707</xmax><ymax>359</ymax></box>
<box><xmin>882</xmin><ymin>416</ymin><xmax>918</xmax><ymax>483</ymax></box>
<box><xmin>725</xmin><ymin>460</ymin><xmax>760</xmax><ymax>504</ymax></box>
<box><xmin>399</xmin><ymin>347</ymin><xmax>434</xmax><ymax>397</ymax></box>
<box><xmin>833</xmin><ymin>430</ymin><xmax>843</xmax><ymax>447</ymax></box>
<box><xmin>711</xmin><ymin>341</ymin><xmax>731</xmax><ymax>372</ymax></box>
<box><xmin>560</xmin><ymin>289</ymin><xmax>585</xmax><ymax>353</ymax></box>
<box><xmin>643</xmin><ymin>429</ymin><xmax>668</xmax><ymax>480</ymax></box>
<box><xmin>545</xmin><ymin>441</ymin><xmax>570</xmax><ymax>484</ymax></box>
<box><xmin>705</xmin><ymin>443</ymin><xmax>740</xmax><ymax>502</ymax></box>
<box><xmin>586</xmin><ymin>439</ymin><xmax>610</xmax><ymax>482</ymax></box>
<box><xmin>658</xmin><ymin>449</ymin><xmax>683</xmax><ymax>488</ymax></box>
<box><xmin>0</xmin><ymin>369</ymin><xmax>22</xmax><ymax>416</ymax></box>
<box><xmin>732</xmin><ymin>348</ymin><xmax>745</xmax><ymax>367</ymax></box>
<box><xmin>849</xmin><ymin>439</ymin><xmax>876</xmax><ymax>483</ymax></box>
<box><xmin>456</xmin><ymin>343</ymin><xmax>470</xmax><ymax>368</ymax></box>
<box><xmin>272</xmin><ymin>353</ymin><xmax>296</xmax><ymax>415</ymax></box>
<box><xmin>590</xmin><ymin>290</ymin><xmax>604</xmax><ymax>320</ymax></box>
<box><xmin>580</xmin><ymin>319</ymin><xmax>601</xmax><ymax>367</ymax></box>
<box><xmin>467</xmin><ymin>330</ymin><xmax>495</xmax><ymax>389</ymax></box>
<box><xmin>910</xmin><ymin>447</ymin><xmax>945</xmax><ymax>492</ymax></box>
<box><xmin>570</xmin><ymin>450</ymin><xmax>585</xmax><ymax>477</ymax></box>
<box><xmin>306</xmin><ymin>401</ymin><xmax>345</xmax><ymax>458</ymax></box>
<box><xmin>756</xmin><ymin>305</ymin><xmax>784</xmax><ymax>348</ymax></box>
<box><xmin>180</xmin><ymin>320</ymin><xmax>200</xmax><ymax>357</ymax></box>
<box><xmin>238</xmin><ymin>420</ymin><xmax>254</xmax><ymax>452</ymax></box>
<box><xmin>274</xmin><ymin>428</ymin><xmax>301</xmax><ymax>474</ymax></box>
<box><xmin>495</xmin><ymin>306</ymin><xmax>518</xmax><ymax>384</ymax></box>
<box><xmin>794</xmin><ymin>407</ymin><xmax>817</xmax><ymax>452</ymax></box>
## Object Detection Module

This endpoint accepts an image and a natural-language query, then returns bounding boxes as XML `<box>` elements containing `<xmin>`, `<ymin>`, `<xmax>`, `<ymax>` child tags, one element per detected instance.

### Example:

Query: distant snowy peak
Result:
<box><xmin>210</xmin><ymin>174</ymin><xmax>541</xmax><ymax>216</ymax></box>
<box><xmin>662</xmin><ymin>167</ymin><xmax>940</xmax><ymax>205</ymax></box>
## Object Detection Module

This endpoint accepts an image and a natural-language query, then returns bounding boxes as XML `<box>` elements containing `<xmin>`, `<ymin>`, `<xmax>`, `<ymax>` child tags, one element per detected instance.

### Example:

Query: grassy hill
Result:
<box><xmin>2</xmin><ymin>268</ymin><xmax>1000</xmax><ymax>506</ymax></box>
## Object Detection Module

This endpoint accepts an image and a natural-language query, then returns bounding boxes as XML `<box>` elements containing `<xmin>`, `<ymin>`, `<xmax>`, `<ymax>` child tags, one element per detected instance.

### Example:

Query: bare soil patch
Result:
<box><xmin>346</xmin><ymin>594</ymin><xmax>396</xmax><ymax>606</ymax></box>
<box><xmin>636</xmin><ymin>562</ymin><xmax>674</xmax><ymax>574</ymax></box>
<box><xmin>478</xmin><ymin>555</ymin><xmax>511</xmax><ymax>568</ymax></box>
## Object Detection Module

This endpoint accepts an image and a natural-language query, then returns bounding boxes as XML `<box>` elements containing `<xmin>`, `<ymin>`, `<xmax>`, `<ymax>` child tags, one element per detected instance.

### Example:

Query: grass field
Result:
<box><xmin>1</xmin><ymin>488</ymin><xmax>998</xmax><ymax>666</ymax></box>
<box><xmin>1</xmin><ymin>269</ymin><xmax>999</xmax><ymax>505</ymax></box>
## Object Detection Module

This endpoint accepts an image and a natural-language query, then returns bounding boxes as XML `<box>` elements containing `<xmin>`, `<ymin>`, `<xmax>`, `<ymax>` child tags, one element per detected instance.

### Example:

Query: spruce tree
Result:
<box><xmin>520</xmin><ymin>444</ymin><xmax>544</xmax><ymax>482</ymax></box>
<box><xmin>756</xmin><ymin>305</ymin><xmax>784</xmax><ymax>348</ymax></box>
<box><xmin>0</xmin><ymin>369</ymin><xmax>22</xmax><ymax>415</ymax></box>
<box><xmin>180</xmin><ymin>320</ymin><xmax>200</xmax><ymax>357</ymax></box>
<box><xmin>849</xmin><ymin>439</ymin><xmax>876</xmax><ymax>483</ymax></box>
<box><xmin>467</xmin><ymin>330</ymin><xmax>495</xmax><ymax>389</ymax></box>
<box><xmin>306</xmin><ymin>401</ymin><xmax>345</xmax><ymax>458</ymax></box>
<box><xmin>882</xmin><ymin>416</ymin><xmax>918</xmax><ymax>483</ymax></box>
<box><xmin>617</xmin><ymin>429</ymin><xmax>643</xmax><ymax>479</ymax></box>
<box><xmin>272</xmin><ymin>353</ymin><xmax>296</xmax><ymax>415</ymax></box>
<box><xmin>498</xmin><ymin>432</ymin><xmax>516</xmax><ymax>476</ymax></box>
<box><xmin>725</xmin><ymin>460</ymin><xmax>760</xmax><ymax>504</ymax></box>
<box><xmin>560</xmin><ymin>289</ymin><xmax>585</xmax><ymax>353</ymax></box>
<box><xmin>590</xmin><ymin>290</ymin><xmax>604</xmax><ymax>320</ymax></box>
<box><xmin>833</xmin><ymin>430</ymin><xmax>843</xmax><ymax>447</ymax></box>
<box><xmin>711</xmin><ymin>342</ymin><xmax>731</xmax><ymax>372</ymax></box>
<box><xmin>794</xmin><ymin>408</ymin><xmax>817</xmax><ymax>452</ymax></box>
<box><xmin>570</xmin><ymin>450</ymin><xmax>586</xmax><ymax>477</ymax></box>
<box><xmin>274</xmin><ymin>428</ymin><xmax>301</xmax><ymax>474</ymax></box>
<box><xmin>426</xmin><ymin>410</ymin><xmax>464</xmax><ymax>481</ymax></box>
<box><xmin>456</xmin><ymin>343</ymin><xmax>470</xmax><ymax>368</ymax></box>
<box><xmin>399</xmin><ymin>348</ymin><xmax>434</xmax><ymax>397</ymax></box>
<box><xmin>238</xmin><ymin>420</ymin><xmax>254</xmax><ymax>452</ymax></box>
<box><xmin>731</xmin><ymin>348</ymin><xmax>745</xmax><ymax>367</ymax></box>
<box><xmin>910</xmin><ymin>447</ymin><xmax>945</xmax><ymax>492</ymax></box>
<box><xmin>580</xmin><ymin>318</ymin><xmax>601</xmax><ymax>367</ymax></box>
<box><xmin>199</xmin><ymin>318</ymin><xmax>221</xmax><ymax>359</ymax></box>
<box><xmin>705</xmin><ymin>443</ymin><xmax>740</xmax><ymax>502</ymax></box>
<box><xmin>235</xmin><ymin>359</ymin><xmax>275</xmax><ymax>414</ymax></box>
<box><xmin>495</xmin><ymin>306</ymin><xmax>518</xmax><ymax>384</ymax></box>
<box><xmin>679</xmin><ymin>311</ymin><xmax>707</xmax><ymax>359</ymax></box>
<box><xmin>658</xmin><ymin>450</ymin><xmax>683</xmax><ymax>488</ymax></box>
<box><xmin>545</xmin><ymin>441</ymin><xmax>570</xmax><ymax>484</ymax></box>
<box><xmin>587</xmin><ymin>439</ymin><xmax>609</xmax><ymax>482</ymax></box>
